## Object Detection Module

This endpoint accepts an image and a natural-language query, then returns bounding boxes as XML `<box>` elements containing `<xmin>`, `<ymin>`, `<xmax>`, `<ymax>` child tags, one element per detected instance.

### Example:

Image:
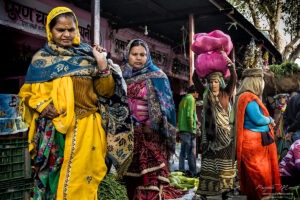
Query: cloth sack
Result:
<box><xmin>191</xmin><ymin>30</ymin><xmax>233</xmax><ymax>55</ymax></box>
<box><xmin>195</xmin><ymin>51</ymin><xmax>230</xmax><ymax>78</ymax></box>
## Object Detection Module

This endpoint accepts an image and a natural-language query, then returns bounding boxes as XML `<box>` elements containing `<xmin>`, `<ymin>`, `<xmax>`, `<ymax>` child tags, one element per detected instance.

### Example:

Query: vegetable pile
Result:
<box><xmin>98</xmin><ymin>174</ymin><xmax>128</xmax><ymax>200</ymax></box>
<box><xmin>169</xmin><ymin>171</ymin><xmax>199</xmax><ymax>191</ymax></box>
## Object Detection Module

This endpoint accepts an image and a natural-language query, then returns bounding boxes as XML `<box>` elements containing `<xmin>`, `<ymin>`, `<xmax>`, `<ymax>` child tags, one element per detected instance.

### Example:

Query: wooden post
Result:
<box><xmin>189</xmin><ymin>14</ymin><xmax>198</xmax><ymax>161</ymax></box>
<box><xmin>232</xmin><ymin>46</ymin><xmax>236</xmax><ymax>103</ymax></box>
<box><xmin>91</xmin><ymin>0</ymin><xmax>100</xmax><ymax>45</ymax></box>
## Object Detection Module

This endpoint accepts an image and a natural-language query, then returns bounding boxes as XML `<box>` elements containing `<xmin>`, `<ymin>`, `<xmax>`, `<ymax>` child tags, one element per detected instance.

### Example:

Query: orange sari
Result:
<box><xmin>236</xmin><ymin>92</ymin><xmax>281</xmax><ymax>200</ymax></box>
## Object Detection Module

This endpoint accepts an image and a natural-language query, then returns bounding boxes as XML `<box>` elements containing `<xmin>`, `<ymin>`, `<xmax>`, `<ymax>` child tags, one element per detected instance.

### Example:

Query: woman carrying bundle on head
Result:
<box><xmin>191</xmin><ymin>30</ymin><xmax>238</xmax><ymax>198</ymax></box>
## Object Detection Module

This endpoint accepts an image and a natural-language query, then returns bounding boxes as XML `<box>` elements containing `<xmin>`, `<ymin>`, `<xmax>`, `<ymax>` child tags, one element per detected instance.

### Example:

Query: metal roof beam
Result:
<box><xmin>109</xmin><ymin>10</ymin><xmax>219</xmax><ymax>29</ymax></box>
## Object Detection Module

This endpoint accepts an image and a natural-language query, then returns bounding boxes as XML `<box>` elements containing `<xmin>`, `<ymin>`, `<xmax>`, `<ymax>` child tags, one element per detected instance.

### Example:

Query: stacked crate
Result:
<box><xmin>0</xmin><ymin>132</ymin><xmax>32</xmax><ymax>200</ymax></box>
<box><xmin>0</xmin><ymin>94</ymin><xmax>32</xmax><ymax>200</ymax></box>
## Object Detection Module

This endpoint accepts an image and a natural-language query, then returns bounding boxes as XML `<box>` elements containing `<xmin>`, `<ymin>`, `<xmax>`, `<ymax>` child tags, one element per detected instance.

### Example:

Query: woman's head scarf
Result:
<box><xmin>236</xmin><ymin>68</ymin><xmax>264</xmax><ymax>97</ymax></box>
<box><xmin>202</xmin><ymin>71</ymin><xmax>226</xmax><ymax>123</ymax></box>
<box><xmin>206</xmin><ymin>71</ymin><xmax>226</xmax><ymax>89</ymax></box>
<box><xmin>25</xmin><ymin>7</ymin><xmax>94</xmax><ymax>83</ymax></box>
<box><xmin>121</xmin><ymin>39</ymin><xmax>176</xmax><ymax>150</ymax></box>
<box><xmin>201</xmin><ymin>71</ymin><xmax>228</xmax><ymax>148</ymax></box>
<box><xmin>273</xmin><ymin>93</ymin><xmax>289</xmax><ymax>100</ymax></box>
<box><xmin>46</xmin><ymin>6</ymin><xmax>80</xmax><ymax>45</ymax></box>
<box><xmin>122</xmin><ymin>39</ymin><xmax>157</xmax><ymax>78</ymax></box>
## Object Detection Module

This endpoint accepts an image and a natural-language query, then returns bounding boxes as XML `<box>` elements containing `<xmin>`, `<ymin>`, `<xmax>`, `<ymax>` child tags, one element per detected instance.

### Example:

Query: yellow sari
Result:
<box><xmin>19</xmin><ymin>76</ymin><xmax>112</xmax><ymax>199</ymax></box>
<box><xmin>20</xmin><ymin>7</ymin><xmax>133</xmax><ymax>199</ymax></box>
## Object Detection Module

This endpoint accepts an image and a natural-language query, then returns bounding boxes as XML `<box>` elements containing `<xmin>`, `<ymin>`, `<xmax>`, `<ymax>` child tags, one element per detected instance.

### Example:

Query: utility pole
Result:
<box><xmin>91</xmin><ymin>0</ymin><xmax>100</xmax><ymax>45</ymax></box>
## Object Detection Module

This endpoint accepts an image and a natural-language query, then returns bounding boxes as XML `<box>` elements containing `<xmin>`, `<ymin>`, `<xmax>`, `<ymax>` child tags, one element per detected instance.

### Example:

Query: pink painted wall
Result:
<box><xmin>0</xmin><ymin>0</ymin><xmax>189</xmax><ymax>95</ymax></box>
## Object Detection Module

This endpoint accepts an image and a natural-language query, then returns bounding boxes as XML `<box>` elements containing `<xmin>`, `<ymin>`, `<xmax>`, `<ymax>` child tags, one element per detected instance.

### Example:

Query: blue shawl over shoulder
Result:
<box><xmin>122</xmin><ymin>39</ymin><xmax>176</xmax><ymax>139</ymax></box>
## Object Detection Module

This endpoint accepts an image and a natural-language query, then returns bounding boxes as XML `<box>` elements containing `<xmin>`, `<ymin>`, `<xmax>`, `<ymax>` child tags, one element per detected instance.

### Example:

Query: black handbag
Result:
<box><xmin>261</xmin><ymin>131</ymin><xmax>275</xmax><ymax>146</ymax></box>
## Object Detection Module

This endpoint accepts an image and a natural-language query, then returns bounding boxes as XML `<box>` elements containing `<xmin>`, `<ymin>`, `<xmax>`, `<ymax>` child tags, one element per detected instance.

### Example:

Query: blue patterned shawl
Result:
<box><xmin>24</xmin><ymin>42</ymin><xmax>98</xmax><ymax>83</ymax></box>
<box><xmin>122</xmin><ymin>39</ymin><xmax>176</xmax><ymax>139</ymax></box>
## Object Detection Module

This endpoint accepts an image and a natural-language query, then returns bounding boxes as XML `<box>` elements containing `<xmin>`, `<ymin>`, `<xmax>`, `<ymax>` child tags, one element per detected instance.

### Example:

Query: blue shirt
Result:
<box><xmin>244</xmin><ymin>100</ymin><xmax>271</xmax><ymax>132</ymax></box>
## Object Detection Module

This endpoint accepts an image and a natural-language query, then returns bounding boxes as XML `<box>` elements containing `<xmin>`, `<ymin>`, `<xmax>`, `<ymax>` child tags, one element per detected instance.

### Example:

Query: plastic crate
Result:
<box><xmin>0</xmin><ymin>132</ymin><xmax>31</xmax><ymax>181</ymax></box>
<box><xmin>0</xmin><ymin>178</ymin><xmax>33</xmax><ymax>200</ymax></box>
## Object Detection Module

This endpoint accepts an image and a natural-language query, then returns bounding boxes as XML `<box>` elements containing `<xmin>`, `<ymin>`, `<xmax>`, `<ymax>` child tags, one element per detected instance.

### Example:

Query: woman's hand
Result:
<box><xmin>40</xmin><ymin>104</ymin><xmax>59</xmax><ymax>119</ymax></box>
<box><xmin>220</xmin><ymin>50</ymin><xmax>235</xmax><ymax>69</ymax></box>
<box><xmin>269</xmin><ymin>116</ymin><xmax>276</xmax><ymax>127</ymax></box>
<box><xmin>93</xmin><ymin>44</ymin><xmax>107</xmax><ymax>70</ymax></box>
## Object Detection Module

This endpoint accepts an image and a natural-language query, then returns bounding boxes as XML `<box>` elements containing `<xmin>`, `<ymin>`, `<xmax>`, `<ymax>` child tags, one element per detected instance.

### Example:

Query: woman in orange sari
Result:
<box><xmin>233</xmin><ymin>68</ymin><xmax>281</xmax><ymax>200</ymax></box>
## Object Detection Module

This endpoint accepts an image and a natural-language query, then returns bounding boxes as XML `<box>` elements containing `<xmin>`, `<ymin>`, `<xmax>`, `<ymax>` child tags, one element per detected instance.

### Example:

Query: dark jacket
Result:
<box><xmin>284</xmin><ymin>92</ymin><xmax>300</xmax><ymax>132</ymax></box>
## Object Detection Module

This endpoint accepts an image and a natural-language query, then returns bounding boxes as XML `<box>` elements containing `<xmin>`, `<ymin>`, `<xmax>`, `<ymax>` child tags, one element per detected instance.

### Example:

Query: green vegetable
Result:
<box><xmin>98</xmin><ymin>174</ymin><xmax>128</xmax><ymax>200</ymax></box>
<box><xmin>170</xmin><ymin>175</ymin><xmax>181</xmax><ymax>184</ymax></box>
<box><xmin>174</xmin><ymin>183</ymin><xmax>195</xmax><ymax>190</ymax></box>
<box><xmin>169</xmin><ymin>177</ymin><xmax>178</xmax><ymax>185</ymax></box>
<box><xmin>169</xmin><ymin>173</ymin><xmax>199</xmax><ymax>190</ymax></box>
<box><xmin>170</xmin><ymin>171</ymin><xmax>184</xmax><ymax>176</ymax></box>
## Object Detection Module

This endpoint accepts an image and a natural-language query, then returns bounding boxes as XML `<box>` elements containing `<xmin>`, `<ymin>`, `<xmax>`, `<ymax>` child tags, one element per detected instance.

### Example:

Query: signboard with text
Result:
<box><xmin>0</xmin><ymin>0</ymin><xmax>106</xmax><ymax>46</ymax></box>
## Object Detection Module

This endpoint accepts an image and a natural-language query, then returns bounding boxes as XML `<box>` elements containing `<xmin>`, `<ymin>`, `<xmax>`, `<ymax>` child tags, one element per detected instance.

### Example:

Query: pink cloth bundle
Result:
<box><xmin>191</xmin><ymin>30</ymin><xmax>233</xmax><ymax>55</ymax></box>
<box><xmin>191</xmin><ymin>30</ymin><xmax>233</xmax><ymax>78</ymax></box>
<box><xmin>195</xmin><ymin>51</ymin><xmax>231</xmax><ymax>78</ymax></box>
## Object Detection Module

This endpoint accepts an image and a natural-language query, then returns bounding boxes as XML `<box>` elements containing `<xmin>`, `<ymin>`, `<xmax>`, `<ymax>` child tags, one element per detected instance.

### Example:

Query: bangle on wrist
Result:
<box><xmin>97</xmin><ymin>64</ymin><xmax>111</xmax><ymax>77</ymax></box>
<box><xmin>98</xmin><ymin>68</ymin><xmax>110</xmax><ymax>74</ymax></box>
<box><xmin>98</xmin><ymin>63</ymin><xmax>109</xmax><ymax>71</ymax></box>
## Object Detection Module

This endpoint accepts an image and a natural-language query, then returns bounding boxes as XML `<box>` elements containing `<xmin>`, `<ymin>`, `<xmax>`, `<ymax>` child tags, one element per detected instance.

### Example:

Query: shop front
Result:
<box><xmin>0</xmin><ymin>0</ymin><xmax>189</xmax><ymax>96</ymax></box>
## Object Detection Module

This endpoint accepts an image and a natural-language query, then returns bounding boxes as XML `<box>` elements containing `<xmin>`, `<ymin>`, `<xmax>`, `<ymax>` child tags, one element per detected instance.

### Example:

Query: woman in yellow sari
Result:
<box><xmin>19</xmin><ymin>7</ymin><xmax>133</xmax><ymax>200</ymax></box>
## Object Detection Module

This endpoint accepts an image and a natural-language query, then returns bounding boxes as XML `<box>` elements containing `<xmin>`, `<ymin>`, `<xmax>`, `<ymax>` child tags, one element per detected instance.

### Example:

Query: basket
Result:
<box><xmin>0</xmin><ymin>178</ymin><xmax>33</xmax><ymax>200</ymax></box>
<box><xmin>0</xmin><ymin>131</ymin><xmax>31</xmax><ymax>181</ymax></box>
